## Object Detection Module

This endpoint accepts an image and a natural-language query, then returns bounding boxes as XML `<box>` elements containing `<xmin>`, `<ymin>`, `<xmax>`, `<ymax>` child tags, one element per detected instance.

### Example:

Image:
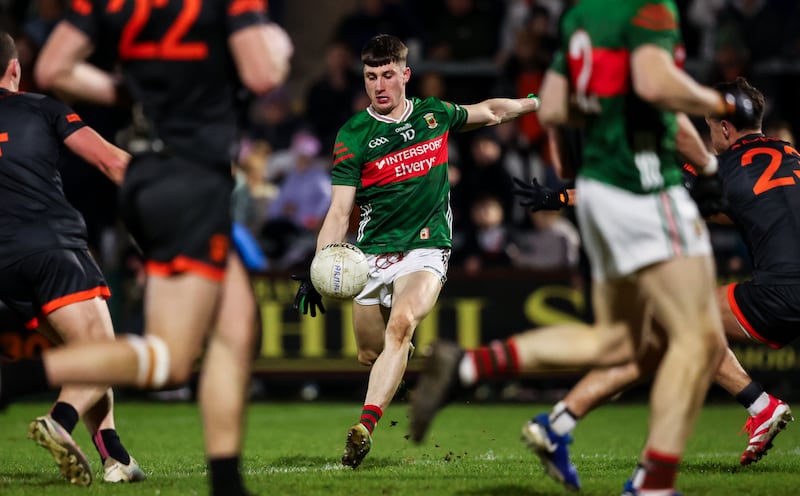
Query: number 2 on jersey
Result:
<box><xmin>115</xmin><ymin>0</ymin><xmax>208</xmax><ymax>61</ymax></box>
<box><xmin>0</xmin><ymin>132</ymin><xmax>8</xmax><ymax>157</ymax></box>
<box><xmin>742</xmin><ymin>145</ymin><xmax>800</xmax><ymax>195</ymax></box>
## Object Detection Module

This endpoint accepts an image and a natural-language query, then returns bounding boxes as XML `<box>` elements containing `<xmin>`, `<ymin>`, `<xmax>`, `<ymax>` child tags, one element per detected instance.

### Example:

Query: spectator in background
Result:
<box><xmin>248</xmin><ymin>87</ymin><xmax>303</xmax><ymax>152</ymax></box>
<box><xmin>460</xmin><ymin>130</ymin><xmax>515</xmax><ymax>219</ymax></box>
<box><xmin>267</xmin><ymin>130</ymin><xmax>331</xmax><ymax>232</ymax></box>
<box><xmin>261</xmin><ymin>131</ymin><xmax>330</xmax><ymax>270</ymax></box>
<box><xmin>427</xmin><ymin>0</ymin><xmax>500</xmax><ymax>61</ymax></box>
<box><xmin>333</xmin><ymin>0</ymin><xmax>421</xmax><ymax>58</ymax></box>
<box><xmin>507</xmin><ymin>209</ymin><xmax>580</xmax><ymax>271</ymax></box>
<box><xmin>459</xmin><ymin>194</ymin><xmax>511</xmax><ymax>275</ymax></box>
<box><xmin>22</xmin><ymin>0</ymin><xmax>63</xmax><ymax>49</ymax></box>
<box><xmin>305</xmin><ymin>40</ymin><xmax>362</xmax><ymax>153</ymax></box>
<box><xmin>231</xmin><ymin>139</ymin><xmax>278</xmax><ymax>237</ymax></box>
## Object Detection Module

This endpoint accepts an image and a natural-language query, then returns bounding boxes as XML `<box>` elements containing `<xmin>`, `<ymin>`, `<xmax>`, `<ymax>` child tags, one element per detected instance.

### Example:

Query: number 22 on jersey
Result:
<box><xmin>109</xmin><ymin>0</ymin><xmax>208</xmax><ymax>61</ymax></box>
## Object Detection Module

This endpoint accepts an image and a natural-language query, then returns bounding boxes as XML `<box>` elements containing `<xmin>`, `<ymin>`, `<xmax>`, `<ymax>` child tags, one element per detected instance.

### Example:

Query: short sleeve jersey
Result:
<box><xmin>0</xmin><ymin>89</ymin><xmax>88</xmax><ymax>267</ymax></box>
<box><xmin>551</xmin><ymin>0</ymin><xmax>683</xmax><ymax>193</ymax></box>
<box><xmin>64</xmin><ymin>0</ymin><xmax>269</xmax><ymax>166</ymax></box>
<box><xmin>331</xmin><ymin>97</ymin><xmax>468</xmax><ymax>253</ymax></box>
<box><xmin>717</xmin><ymin>134</ymin><xmax>800</xmax><ymax>281</ymax></box>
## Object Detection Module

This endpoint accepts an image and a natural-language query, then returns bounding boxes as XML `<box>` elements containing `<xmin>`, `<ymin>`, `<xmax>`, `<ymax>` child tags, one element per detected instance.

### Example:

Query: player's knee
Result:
<box><xmin>126</xmin><ymin>334</ymin><xmax>172</xmax><ymax>389</ymax></box>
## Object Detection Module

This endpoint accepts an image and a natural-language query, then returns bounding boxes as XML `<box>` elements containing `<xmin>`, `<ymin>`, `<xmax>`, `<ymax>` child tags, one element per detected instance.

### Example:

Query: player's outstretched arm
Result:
<box><xmin>460</xmin><ymin>94</ymin><xmax>540</xmax><ymax>131</ymax></box>
<box><xmin>316</xmin><ymin>185</ymin><xmax>356</xmax><ymax>251</ymax></box>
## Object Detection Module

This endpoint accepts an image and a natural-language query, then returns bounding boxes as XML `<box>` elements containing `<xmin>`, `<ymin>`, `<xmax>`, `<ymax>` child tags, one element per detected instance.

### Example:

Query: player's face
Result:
<box><xmin>363</xmin><ymin>62</ymin><xmax>410</xmax><ymax>117</ymax></box>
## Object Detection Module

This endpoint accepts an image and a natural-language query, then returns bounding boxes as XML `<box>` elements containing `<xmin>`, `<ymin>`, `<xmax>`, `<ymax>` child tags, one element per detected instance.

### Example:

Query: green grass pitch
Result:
<box><xmin>1</xmin><ymin>400</ymin><xmax>799</xmax><ymax>495</ymax></box>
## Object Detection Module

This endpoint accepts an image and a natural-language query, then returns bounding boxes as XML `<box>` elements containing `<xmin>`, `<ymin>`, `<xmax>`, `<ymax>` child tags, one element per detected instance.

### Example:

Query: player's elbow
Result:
<box><xmin>34</xmin><ymin>60</ymin><xmax>59</xmax><ymax>92</ymax></box>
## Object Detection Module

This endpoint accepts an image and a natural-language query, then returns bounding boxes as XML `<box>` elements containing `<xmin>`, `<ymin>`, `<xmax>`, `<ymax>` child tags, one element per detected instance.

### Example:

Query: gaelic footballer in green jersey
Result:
<box><xmin>331</xmin><ymin>96</ymin><xmax>467</xmax><ymax>254</ymax></box>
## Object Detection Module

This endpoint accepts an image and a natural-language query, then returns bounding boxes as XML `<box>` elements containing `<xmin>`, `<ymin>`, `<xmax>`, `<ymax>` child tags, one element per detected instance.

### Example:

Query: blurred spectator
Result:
<box><xmin>714</xmin><ymin>0</ymin><xmax>786</xmax><ymax>63</ymax></box>
<box><xmin>248</xmin><ymin>86</ymin><xmax>304</xmax><ymax>151</ymax></box>
<box><xmin>232</xmin><ymin>139</ymin><xmax>279</xmax><ymax>235</ymax></box>
<box><xmin>305</xmin><ymin>40</ymin><xmax>362</xmax><ymax>153</ymax></box>
<box><xmin>333</xmin><ymin>0</ymin><xmax>421</xmax><ymax>58</ymax></box>
<box><xmin>507</xmin><ymin>210</ymin><xmax>580</xmax><ymax>271</ymax></box>
<box><xmin>267</xmin><ymin>130</ymin><xmax>331</xmax><ymax>232</ymax></box>
<box><xmin>22</xmin><ymin>0</ymin><xmax>63</xmax><ymax>49</ymax></box>
<box><xmin>426</xmin><ymin>0</ymin><xmax>500</xmax><ymax>61</ymax></box>
<box><xmin>458</xmin><ymin>194</ymin><xmax>511</xmax><ymax>275</ymax></box>
<box><xmin>459</xmin><ymin>130</ymin><xmax>515</xmax><ymax>219</ymax></box>
<box><xmin>415</xmin><ymin>70</ymin><xmax>447</xmax><ymax>99</ymax></box>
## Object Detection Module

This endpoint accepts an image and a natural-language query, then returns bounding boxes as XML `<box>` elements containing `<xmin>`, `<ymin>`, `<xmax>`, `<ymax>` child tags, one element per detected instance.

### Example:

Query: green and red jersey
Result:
<box><xmin>331</xmin><ymin>97</ymin><xmax>468</xmax><ymax>254</ymax></box>
<box><xmin>551</xmin><ymin>0</ymin><xmax>684</xmax><ymax>193</ymax></box>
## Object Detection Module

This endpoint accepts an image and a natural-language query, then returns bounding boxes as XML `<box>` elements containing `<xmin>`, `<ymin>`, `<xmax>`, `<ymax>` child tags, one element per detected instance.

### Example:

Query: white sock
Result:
<box><xmin>638</xmin><ymin>489</ymin><xmax>673</xmax><ymax>496</ymax></box>
<box><xmin>748</xmin><ymin>392</ymin><xmax>771</xmax><ymax>416</ymax></box>
<box><xmin>631</xmin><ymin>463</ymin><xmax>646</xmax><ymax>489</ymax></box>
<box><xmin>458</xmin><ymin>355</ymin><xmax>478</xmax><ymax>386</ymax></box>
<box><xmin>549</xmin><ymin>401</ymin><xmax>578</xmax><ymax>435</ymax></box>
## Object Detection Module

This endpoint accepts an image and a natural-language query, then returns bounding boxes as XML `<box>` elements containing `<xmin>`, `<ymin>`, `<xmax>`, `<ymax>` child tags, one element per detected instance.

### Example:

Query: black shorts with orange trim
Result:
<box><xmin>0</xmin><ymin>248</ymin><xmax>109</xmax><ymax>330</ymax></box>
<box><xmin>120</xmin><ymin>154</ymin><xmax>233</xmax><ymax>282</ymax></box>
<box><xmin>729</xmin><ymin>281</ymin><xmax>800</xmax><ymax>348</ymax></box>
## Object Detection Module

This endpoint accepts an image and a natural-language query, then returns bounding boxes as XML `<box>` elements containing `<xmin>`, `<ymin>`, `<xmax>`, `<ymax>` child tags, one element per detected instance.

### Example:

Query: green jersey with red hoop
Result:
<box><xmin>551</xmin><ymin>0</ymin><xmax>685</xmax><ymax>194</ymax></box>
<box><xmin>331</xmin><ymin>96</ymin><xmax>468</xmax><ymax>254</ymax></box>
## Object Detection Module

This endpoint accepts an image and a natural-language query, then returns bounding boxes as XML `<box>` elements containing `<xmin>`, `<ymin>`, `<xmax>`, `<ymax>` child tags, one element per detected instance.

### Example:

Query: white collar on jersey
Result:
<box><xmin>366</xmin><ymin>98</ymin><xmax>413</xmax><ymax>123</ymax></box>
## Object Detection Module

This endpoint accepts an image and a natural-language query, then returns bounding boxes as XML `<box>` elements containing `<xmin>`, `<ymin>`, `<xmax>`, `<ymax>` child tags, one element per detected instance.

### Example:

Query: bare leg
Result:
<box><xmin>639</xmin><ymin>256</ymin><xmax>725</xmax><ymax>456</ymax></box>
<box><xmin>200</xmin><ymin>253</ymin><xmax>256</xmax><ymax>458</ymax></box>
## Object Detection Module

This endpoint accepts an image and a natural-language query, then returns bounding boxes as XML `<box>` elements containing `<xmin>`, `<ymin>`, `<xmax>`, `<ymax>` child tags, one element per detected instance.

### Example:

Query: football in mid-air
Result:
<box><xmin>310</xmin><ymin>242</ymin><xmax>370</xmax><ymax>299</ymax></box>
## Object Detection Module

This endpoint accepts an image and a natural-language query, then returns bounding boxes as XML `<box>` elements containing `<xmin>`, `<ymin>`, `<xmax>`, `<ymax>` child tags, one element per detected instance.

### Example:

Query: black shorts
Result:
<box><xmin>728</xmin><ymin>281</ymin><xmax>800</xmax><ymax>349</ymax></box>
<box><xmin>0</xmin><ymin>248</ymin><xmax>109</xmax><ymax>330</ymax></box>
<box><xmin>120</xmin><ymin>154</ymin><xmax>233</xmax><ymax>281</ymax></box>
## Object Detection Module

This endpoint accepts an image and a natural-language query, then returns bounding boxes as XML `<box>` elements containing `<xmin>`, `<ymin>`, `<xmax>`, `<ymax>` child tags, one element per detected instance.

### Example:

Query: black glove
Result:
<box><xmin>720</xmin><ymin>88</ymin><xmax>755</xmax><ymax>129</ymax></box>
<box><xmin>688</xmin><ymin>174</ymin><xmax>728</xmax><ymax>217</ymax></box>
<box><xmin>512</xmin><ymin>177</ymin><xmax>569</xmax><ymax>211</ymax></box>
<box><xmin>291</xmin><ymin>273</ymin><xmax>325</xmax><ymax>317</ymax></box>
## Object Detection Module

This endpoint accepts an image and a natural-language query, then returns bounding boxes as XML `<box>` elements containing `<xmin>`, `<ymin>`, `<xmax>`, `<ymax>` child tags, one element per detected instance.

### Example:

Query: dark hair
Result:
<box><xmin>0</xmin><ymin>31</ymin><xmax>17</xmax><ymax>75</ymax></box>
<box><xmin>713</xmin><ymin>77</ymin><xmax>765</xmax><ymax>131</ymax></box>
<box><xmin>361</xmin><ymin>34</ymin><xmax>407</xmax><ymax>67</ymax></box>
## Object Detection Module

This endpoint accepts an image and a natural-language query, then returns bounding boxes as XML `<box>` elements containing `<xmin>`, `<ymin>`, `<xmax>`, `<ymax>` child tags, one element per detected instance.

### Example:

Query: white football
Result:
<box><xmin>310</xmin><ymin>242</ymin><xmax>370</xmax><ymax>299</ymax></box>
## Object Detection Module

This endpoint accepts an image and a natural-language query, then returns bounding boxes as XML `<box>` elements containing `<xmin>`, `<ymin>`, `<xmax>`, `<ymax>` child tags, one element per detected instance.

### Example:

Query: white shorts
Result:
<box><xmin>354</xmin><ymin>247</ymin><xmax>450</xmax><ymax>307</ymax></box>
<box><xmin>575</xmin><ymin>177</ymin><xmax>712</xmax><ymax>281</ymax></box>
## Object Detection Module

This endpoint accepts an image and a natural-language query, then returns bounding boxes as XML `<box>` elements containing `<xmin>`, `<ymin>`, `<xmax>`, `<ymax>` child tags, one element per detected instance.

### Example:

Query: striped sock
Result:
<box><xmin>360</xmin><ymin>405</ymin><xmax>383</xmax><ymax>434</ymax></box>
<box><xmin>464</xmin><ymin>339</ymin><xmax>521</xmax><ymax>381</ymax></box>
<box><xmin>641</xmin><ymin>449</ymin><xmax>679</xmax><ymax>491</ymax></box>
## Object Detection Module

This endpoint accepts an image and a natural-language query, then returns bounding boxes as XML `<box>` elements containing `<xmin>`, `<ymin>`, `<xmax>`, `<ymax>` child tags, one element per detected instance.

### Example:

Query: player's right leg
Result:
<box><xmin>342</xmin><ymin>301</ymin><xmax>389</xmax><ymax>468</ymax></box>
<box><xmin>200</xmin><ymin>253</ymin><xmax>257</xmax><ymax>496</ymax></box>
<box><xmin>636</xmin><ymin>255</ymin><xmax>725</xmax><ymax>492</ymax></box>
<box><xmin>715</xmin><ymin>283</ymin><xmax>794</xmax><ymax>465</ymax></box>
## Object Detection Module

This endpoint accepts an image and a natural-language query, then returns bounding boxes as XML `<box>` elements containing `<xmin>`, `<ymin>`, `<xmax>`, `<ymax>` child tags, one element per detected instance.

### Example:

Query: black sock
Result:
<box><xmin>1</xmin><ymin>359</ymin><xmax>50</xmax><ymax>405</ymax></box>
<box><xmin>50</xmin><ymin>402</ymin><xmax>79</xmax><ymax>433</ymax></box>
<box><xmin>209</xmin><ymin>456</ymin><xmax>246</xmax><ymax>496</ymax></box>
<box><xmin>735</xmin><ymin>381</ymin><xmax>764</xmax><ymax>409</ymax></box>
<box><xmin>93</xmin><ymin>429</ymin><xmax>131</xmax><ymax>465</ymax></box>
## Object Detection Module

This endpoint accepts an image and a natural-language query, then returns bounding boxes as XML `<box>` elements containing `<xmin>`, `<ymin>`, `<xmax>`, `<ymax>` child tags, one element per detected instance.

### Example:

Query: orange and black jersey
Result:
<box><xmin>718</xmin><ymin>133</ymin><xmax>800</xmax><ymax>283</ymax></box>
<box><xmin>65</xmin><ymin>0</ymin><xmax>270</xmax><ymax>165</ymax></box>
<box><xmin>0</xmin><ymin>89</ymin><xmax>89</xmax><ymax>268</ymax></box>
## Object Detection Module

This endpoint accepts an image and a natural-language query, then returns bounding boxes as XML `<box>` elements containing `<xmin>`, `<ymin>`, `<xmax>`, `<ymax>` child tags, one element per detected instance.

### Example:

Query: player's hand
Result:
<box><xmin>291</xmin><ymin>273</ymin><xmax>325</xmax><ymax>317</ymax></box>
<box><xmin>720</xmin><ymin>88</ymin><xmax>755</xmax><ymax>125</ymax></box>
<box><xmin>689</xmin><ymin>174</ymin><xmax>728</xmax><ymax>217</ymax></box>
<box><xmin>512</xmin><ymin>177</ymin><xmax>569</xmax><ymax>211</ymax></box>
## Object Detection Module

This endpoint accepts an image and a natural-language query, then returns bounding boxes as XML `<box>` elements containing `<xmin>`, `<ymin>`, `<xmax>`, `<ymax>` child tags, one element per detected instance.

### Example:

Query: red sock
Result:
<box><xmin>465</xmin><ymin>338</ymin><xmax>520</xmax><ymax>380</ymax></box>
<box><xmin>641</xmin><ymin>449</ymin><xmax>680</xmax><ymax>491</ymax></box>
<box><xmin>360</xmin><ymin>405</ymin><xmax>382</xmax><ymax>434</ymax></box>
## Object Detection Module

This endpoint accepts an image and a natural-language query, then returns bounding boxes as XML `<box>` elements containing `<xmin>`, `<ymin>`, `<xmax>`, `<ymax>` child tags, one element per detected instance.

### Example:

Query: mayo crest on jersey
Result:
<box><xmin>331</xmin><ymin>97</ymin><xmax>468</xmax><ymax>253</ymax></box>
<box><xmin>551</xmin><ymin>0</ymin><xmax>683</xmax><ymax>193</ymax></box>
